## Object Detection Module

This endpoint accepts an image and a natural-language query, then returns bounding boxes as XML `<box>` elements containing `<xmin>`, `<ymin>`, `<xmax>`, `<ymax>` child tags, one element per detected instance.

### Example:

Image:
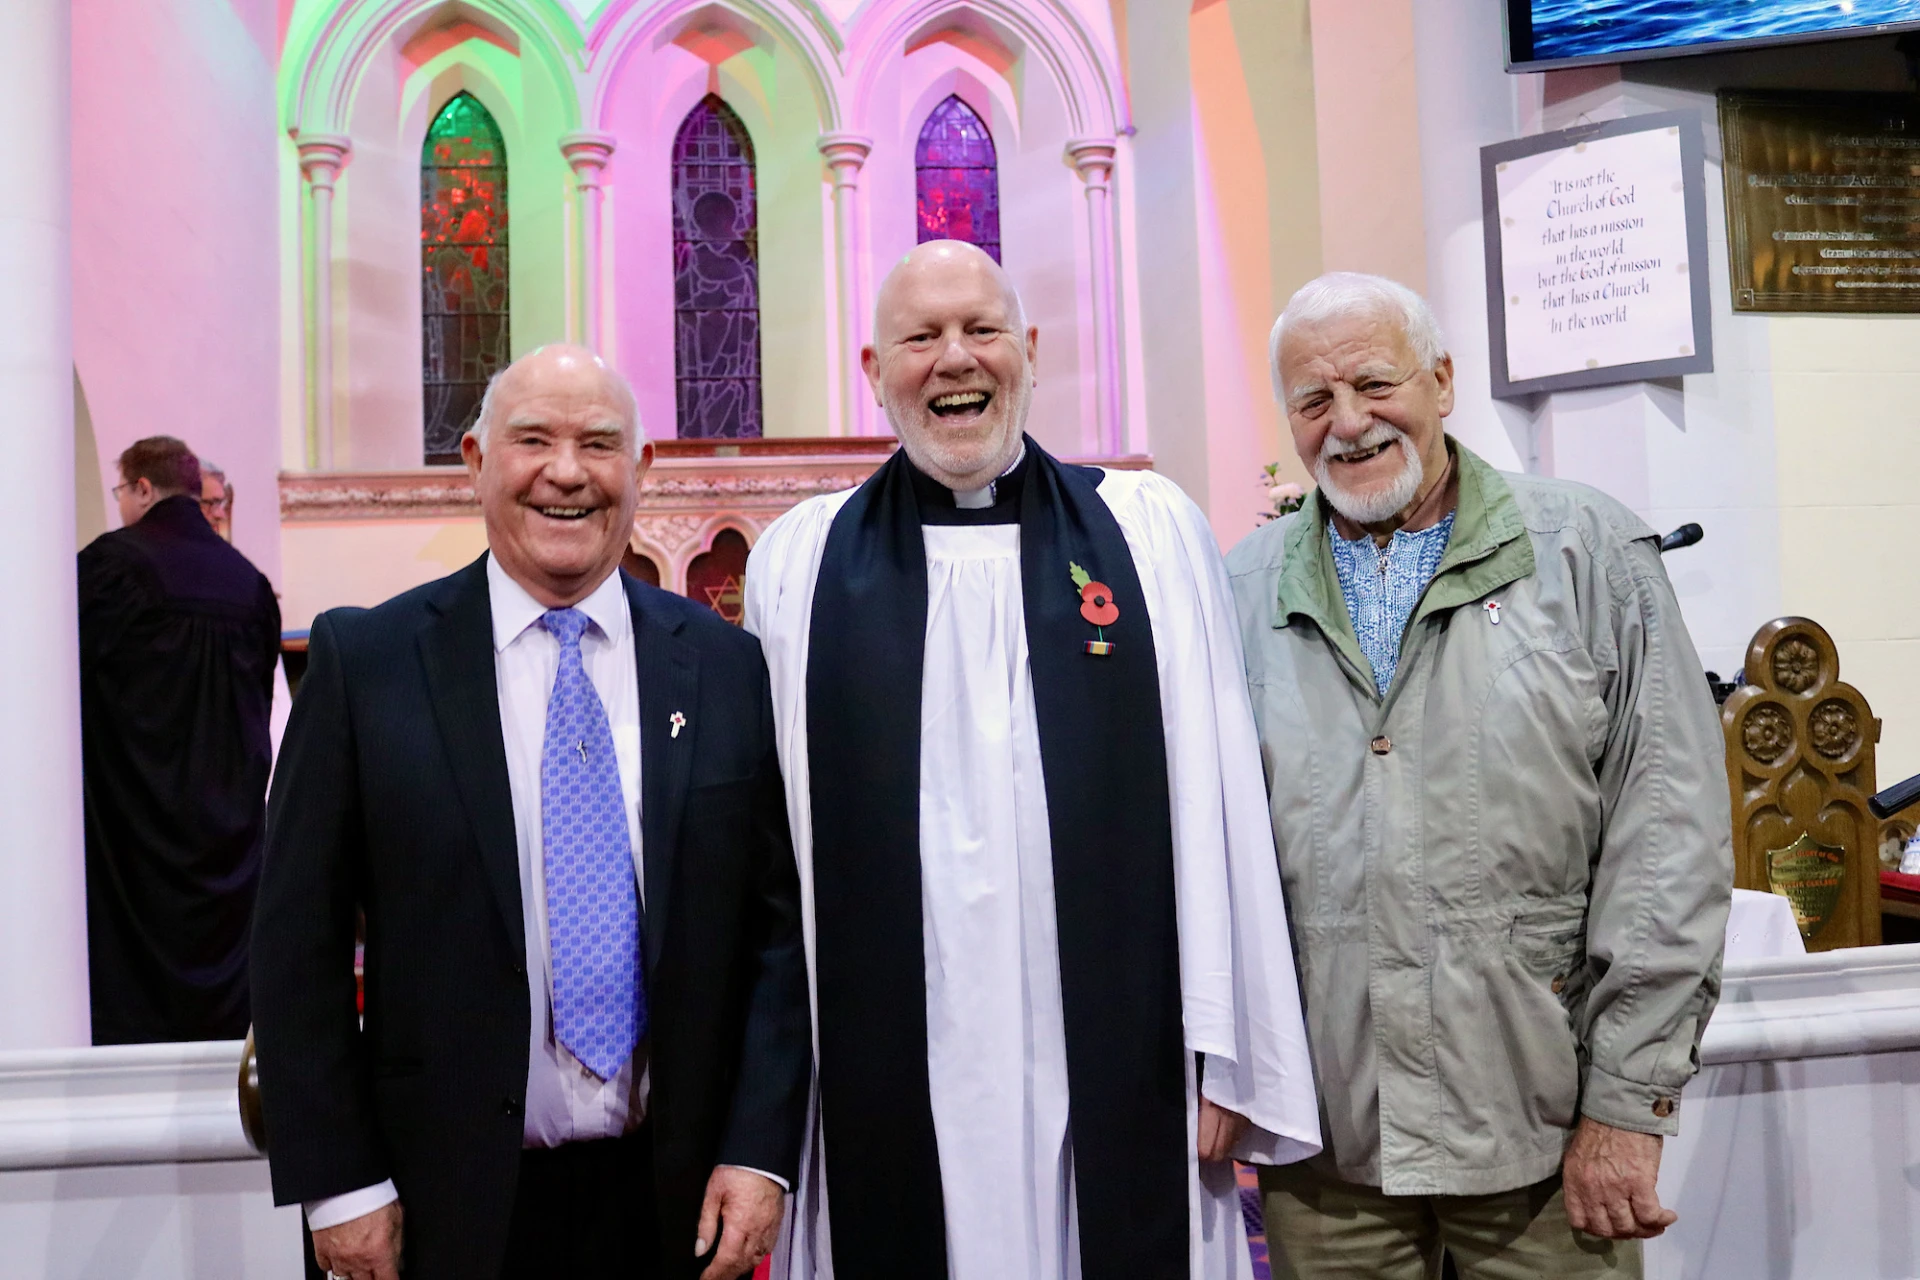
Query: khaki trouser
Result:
<box><xmin>1259</xmin><ymin>1163</ymin><xmax>1641</xmax><ymax>1280</ymax></box>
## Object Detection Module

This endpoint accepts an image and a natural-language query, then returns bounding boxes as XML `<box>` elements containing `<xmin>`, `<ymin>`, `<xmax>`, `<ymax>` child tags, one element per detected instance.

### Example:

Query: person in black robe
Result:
<box><xmin>79</xmin><ymin>435</ymin><xmax>280</xmax><ymax>1044</ymax></box>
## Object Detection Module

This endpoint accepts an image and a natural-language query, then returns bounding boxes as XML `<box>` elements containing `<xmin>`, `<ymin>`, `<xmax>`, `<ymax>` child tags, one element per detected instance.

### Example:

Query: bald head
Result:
<box><xmin>872</xmin><ymin>241</ymin><xmax>1026</xmax><ymax>344</ymax></box>
<box><xmin>468</xmin><ymin>344</ymin><xmax>640</xmax><ymax>455</ymax></box>
<box><xmin>863</xmin><ymin>240</ymin><xmax>1037</xmax><ymax>490</ymax></box>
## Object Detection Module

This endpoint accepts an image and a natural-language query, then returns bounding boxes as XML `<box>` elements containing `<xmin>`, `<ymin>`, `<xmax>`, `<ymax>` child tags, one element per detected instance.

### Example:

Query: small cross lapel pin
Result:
<box><xmin>669</xmin><ymin>711</ymin><xmax>687</xmax><ymax>739</ymax></box>
<box><xmin>1485</xmin><ymin>600</ymin><xmax>1502</xmax><ymax>626</ymax></box>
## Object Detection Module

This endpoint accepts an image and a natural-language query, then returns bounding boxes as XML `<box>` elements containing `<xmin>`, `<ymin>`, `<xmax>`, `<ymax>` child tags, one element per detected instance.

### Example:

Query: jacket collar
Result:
<box><xmin>134</xmin><ymin>492</ymin><xmax>216</xmax><ymax>536</ymax></box>
<box><xmin>1271</xmin><ymin>437</ymin><xmax>1536</xmax><ymax>653</ymax></box>
<box><xmin>1412</xmin><ymin>437</ymin><xmax>1535</xmax><ymax>626</ymax></box>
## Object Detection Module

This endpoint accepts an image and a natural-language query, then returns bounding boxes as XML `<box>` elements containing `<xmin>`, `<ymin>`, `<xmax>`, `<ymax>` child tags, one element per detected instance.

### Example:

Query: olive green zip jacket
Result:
<box><xmin>1226</xmin><ymin>440</ymin><xmax>1731</xmax><ymax>1196</ymax></box>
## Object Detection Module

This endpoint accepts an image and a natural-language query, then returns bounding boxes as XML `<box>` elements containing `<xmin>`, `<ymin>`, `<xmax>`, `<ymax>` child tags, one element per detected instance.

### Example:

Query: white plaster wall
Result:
<box><xmin>72</xmin><ymin>0</ymin><xmax>284</xmax><ymax>585</ymax></box>
<box><xmin>280</xmin><ymin>518</ymin><xmax>488</xmax><ymax>629</ymax></box>
<box><xmin>1520</xmin><ymin>69</ymin><xmax>1787</xmax><ymax>685</ymax></box>
<box><xmin>339</xmin><ymin>47</ymin><xmax>429</xmax><ymax>469</ymax></box>
<box><xmin>0</xmin><ymin>1162</ymin><xmax>301</xmax><ymax>1280</ymax></box>
<box><xmin>1409</xmin><ymin>0</ymin><xmax>1785</xmax><ymax>689</ymax></box>
<box><xmin>1412</xmin><ymin>3</ymin><xmax>1920</xmax><ymax>784</ymax></box>
<box><xmin>1305</xmin><ymin>0</ymin><xmax>1426</xmax><ymax>291</ymax></box>
<box><xmin>1409</xmin><ymin>0</ymin><xmax>1529</xmax><ymax>475</ymax></box>
<box><xmin>1595</xmin><ymin>40</ymin><xmax>1920</xmax><ymax>782</ymax></box>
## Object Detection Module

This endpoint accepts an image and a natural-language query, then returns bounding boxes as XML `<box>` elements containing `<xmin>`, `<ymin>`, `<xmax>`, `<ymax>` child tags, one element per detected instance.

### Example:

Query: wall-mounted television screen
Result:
<box><xmin>1508</xmin><ymin>1</ymin><xmax>1920</xmax><ymax>71</ymax></box>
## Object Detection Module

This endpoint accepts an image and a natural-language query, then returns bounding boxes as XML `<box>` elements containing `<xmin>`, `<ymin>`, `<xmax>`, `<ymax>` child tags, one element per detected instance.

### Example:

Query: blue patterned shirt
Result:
<box><xmin>1328</xmin><ymin>513</ymin><xmax>1456</xmax><ymax>696</ymax></box>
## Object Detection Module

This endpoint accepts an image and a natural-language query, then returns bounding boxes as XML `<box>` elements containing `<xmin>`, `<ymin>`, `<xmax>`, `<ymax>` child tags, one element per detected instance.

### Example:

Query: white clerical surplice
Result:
<box><xmin>921</xmin><ymin>521</ymin><xmax>1076</xmax><ymax>1277</ymax></box>
<box><xmin>746</xmin><ymin>465</ymin><xmax>1321</xmax><ymax>1280</ymax></box>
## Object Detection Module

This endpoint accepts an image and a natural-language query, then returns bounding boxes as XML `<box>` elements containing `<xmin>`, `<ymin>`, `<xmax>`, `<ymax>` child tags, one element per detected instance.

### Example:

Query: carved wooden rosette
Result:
<box><xmin>1722</xmin><ymin>617</ymin><xmax>1882</xmax><ymax>950</ymax></box>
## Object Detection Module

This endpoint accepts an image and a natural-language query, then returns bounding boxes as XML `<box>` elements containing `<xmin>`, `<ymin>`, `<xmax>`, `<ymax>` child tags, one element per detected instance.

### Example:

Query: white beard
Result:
<box><xmin>1315</xmin><ymin>425</ymin><xmax>1423</xmax><ymax>525</ymax></box>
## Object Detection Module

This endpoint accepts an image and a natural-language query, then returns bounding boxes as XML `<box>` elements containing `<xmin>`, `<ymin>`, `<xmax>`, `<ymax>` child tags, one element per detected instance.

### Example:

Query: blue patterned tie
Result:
<box><xmin>539</xmin><ymin>607</ymin><xmax>644</xmax><ymax>1080</ymax></box>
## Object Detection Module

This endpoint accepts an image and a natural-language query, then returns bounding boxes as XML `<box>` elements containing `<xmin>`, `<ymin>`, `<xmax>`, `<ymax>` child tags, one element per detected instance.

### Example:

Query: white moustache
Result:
<box><xmin>1319</xmin><ymin>422</ymin><xmax>1406</xmax><ymax>462</ymax></box>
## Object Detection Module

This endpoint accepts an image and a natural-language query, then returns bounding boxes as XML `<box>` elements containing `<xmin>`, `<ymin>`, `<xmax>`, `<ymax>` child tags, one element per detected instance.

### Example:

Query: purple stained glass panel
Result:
<box><xmin>672</xmin><ymin>96</ymin><xmax>762</xmax><ymax>439</ymax></box>
<box><xmin>915</xmin><ymin>95</ymin><xmax>1001</xmax><ymax>263</ymax></box>
<box><xmin>421</xmin><ymin>93</ymin><xmax>508</xmax><ymax>463</ymax></box>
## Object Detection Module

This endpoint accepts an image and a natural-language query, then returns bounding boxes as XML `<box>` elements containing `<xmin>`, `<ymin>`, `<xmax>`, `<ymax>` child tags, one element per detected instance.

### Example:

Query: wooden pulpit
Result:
<box><xmin>1722</xmin><ymin>617</ymin><xmax>1882</xmax><ymax>951</ymax></box>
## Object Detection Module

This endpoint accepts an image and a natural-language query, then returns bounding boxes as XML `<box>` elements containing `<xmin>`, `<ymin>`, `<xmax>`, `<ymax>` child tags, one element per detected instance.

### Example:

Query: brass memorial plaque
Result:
<box><xmin>1720</xmin><ymin>91</ymin><xmax>1920</xmax><ymax>313</ymax></box>
<box><xmin>1766</xmin><ymin>832</ymin><xmax>1848</xmax><ymax>942</ymax></box>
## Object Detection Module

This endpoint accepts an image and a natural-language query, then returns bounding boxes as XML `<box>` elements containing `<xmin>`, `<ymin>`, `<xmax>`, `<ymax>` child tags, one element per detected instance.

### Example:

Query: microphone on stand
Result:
<box><xmin>1659</xmin><ymin>522</ymin><xmax>1704</xmax><ymax>553</ymax></box>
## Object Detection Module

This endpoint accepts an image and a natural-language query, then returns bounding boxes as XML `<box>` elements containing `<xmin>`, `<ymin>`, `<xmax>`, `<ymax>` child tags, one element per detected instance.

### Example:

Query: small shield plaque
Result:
<box><xmin>1767</xmin><ymin>833</ymin><xmax>1847</xmax><ymax>941</ymax></box>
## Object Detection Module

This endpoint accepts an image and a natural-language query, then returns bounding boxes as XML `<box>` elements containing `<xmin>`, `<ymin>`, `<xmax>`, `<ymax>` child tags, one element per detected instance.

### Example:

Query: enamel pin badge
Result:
<box><xmin>1485</xmin><ymin>600</ymin><xmax>1502</xmax><ymax>626</ymax></box>
<box><xmin>670</xmin><ymin>711</ymin><xmax>687</xmax><ymax>739</ymax></box>
<box><xmin>1070</xmin><ymin>562</ymin><xmax>1118</xmax><ymax>656</ymax></box>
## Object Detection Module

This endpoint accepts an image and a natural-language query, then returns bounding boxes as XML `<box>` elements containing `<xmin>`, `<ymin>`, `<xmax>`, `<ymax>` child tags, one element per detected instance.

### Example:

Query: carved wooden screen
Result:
<box><xmin>1722</xmin><ymin>617</ymin><xmax>1882</xmax><ymax>951</ymax></box>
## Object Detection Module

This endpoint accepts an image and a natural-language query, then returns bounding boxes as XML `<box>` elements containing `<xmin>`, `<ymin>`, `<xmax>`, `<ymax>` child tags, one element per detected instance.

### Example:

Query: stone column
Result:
<box><xmin>818</xmin><ymin>133</ymin><xmax>874</xmax><ymax>436</ymax></box>
<box><xmin>0</xmin><ymin>0</ymin><xmax>87</xmax><ymax>1047</ymax></box>
<box><xmin>1067</xmin><ymin>139</ymin><xmax>1122</xmax><ymax>455</ymax></box>
<box><xmin>559</xmin><ymin>133</ymin><xmax>617</xmax><ymax>357</ymax></box>
<box><xmin>296</xmin><ymin>134</ymin><xmax>351</xmax><ymax>471</ymax></box>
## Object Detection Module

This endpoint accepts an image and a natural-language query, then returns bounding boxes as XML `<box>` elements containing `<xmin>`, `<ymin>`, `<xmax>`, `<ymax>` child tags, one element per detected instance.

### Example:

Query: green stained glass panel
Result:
<box><xmin>421</xmin><ymin>92</ymin><xmax>508</xmax><ymax>463</ymax></box>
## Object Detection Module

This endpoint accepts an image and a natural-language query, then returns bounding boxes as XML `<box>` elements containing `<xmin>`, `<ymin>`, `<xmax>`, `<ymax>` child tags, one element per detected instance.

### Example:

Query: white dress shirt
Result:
<box><xmin>308</xmin><ymin>559</ymin><xmax>779</xmax><ymax>1232</ymax></box>
<box><xmin>493</xmin><ymin>557</ymin><xmax>651</xmax><ymax>1143</ymax></box>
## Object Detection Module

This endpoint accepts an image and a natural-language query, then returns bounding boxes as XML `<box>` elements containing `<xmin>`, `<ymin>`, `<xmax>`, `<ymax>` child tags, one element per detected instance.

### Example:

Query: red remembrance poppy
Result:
<box><xmin>1079</xmin><ymin>581</ymin><xmax>1119</xmax><ymax>627</ymax></box>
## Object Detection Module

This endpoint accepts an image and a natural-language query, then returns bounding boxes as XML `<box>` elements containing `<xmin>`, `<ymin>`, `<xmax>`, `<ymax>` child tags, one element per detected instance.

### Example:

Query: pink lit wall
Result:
<box><xmin>1305</xmin><ymin>0</ymin><xmax>1427</xmax><ymax>290</ymax></box>
<box><xmin>72</xmin><ymin>0</ymin><xmax>284</xmax><ymax>585</ymax></box>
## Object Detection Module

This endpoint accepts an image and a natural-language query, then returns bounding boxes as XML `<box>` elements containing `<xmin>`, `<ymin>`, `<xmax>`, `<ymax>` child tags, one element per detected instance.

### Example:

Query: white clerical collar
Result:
<box><xmin>486</xmin><ymin>553</ymin><xmax>630</xmax><ymax>654</ymax></box>
<box><xmin>950</xmin><ymin>443</ymin><xmax>1027</xmax><ymax>509</ymax></box>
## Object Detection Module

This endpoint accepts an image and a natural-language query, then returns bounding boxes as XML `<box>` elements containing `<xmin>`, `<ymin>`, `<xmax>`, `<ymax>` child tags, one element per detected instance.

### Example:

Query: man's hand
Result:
<box><xmin>695</xmin><ymin>1166</ymin><xmax>785</xmax><ymax>1280</ymax></box>
<box><xmin>312</xmin><ymin>1200</ymin><xmax>403</xmax><ymax>1280</ymax></box>
<box><xmin>1562</xmin><ymin>1116</ymin><xmax>1676</xmax><ymax>1240</ymax></box>
<box><xmin>1196</xmin><ymin>1097</ymin><xmax>1250</xmax><ymax>1163</ymax></box>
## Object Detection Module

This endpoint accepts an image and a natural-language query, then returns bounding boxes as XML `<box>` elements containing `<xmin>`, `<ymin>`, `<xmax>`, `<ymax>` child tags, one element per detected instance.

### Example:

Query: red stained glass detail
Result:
<box><xmin>916</xmin><ymin>95</ymin><xmax>1001</xmax><ymax>263</ymax></box>
<box><xmin>685</xmin><ymin>528</ymin><xmax>750</xmax><ymax>623</ymax></box>
<box><xmin>422</xmin><ymin>93</ymin><xmax>509</xmax><ymax>463</ymax></box>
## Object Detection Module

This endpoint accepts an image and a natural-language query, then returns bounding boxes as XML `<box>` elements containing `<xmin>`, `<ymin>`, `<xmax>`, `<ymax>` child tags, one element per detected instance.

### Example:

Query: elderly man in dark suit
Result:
<box><xmin>252</xmin><ymin>345</ymin><xmax>808</xmax><ymax>1280</ymax></box>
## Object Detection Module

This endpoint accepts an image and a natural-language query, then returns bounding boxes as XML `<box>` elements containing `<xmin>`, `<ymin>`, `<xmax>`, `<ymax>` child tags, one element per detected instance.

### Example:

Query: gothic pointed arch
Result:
<box><xmin>421</xmin><ymin>91</ymin><xmax>509</xmax><ymax>462</ymax></box>
<box><xmin>671</xmin><ymin>95</ymin><xmax>762</xmax><ymax>439</ymax></box>
<box><xmin>915</xmin><ymin>93</ymin><xmax>1000</xmax><ymax>261</ymax></box>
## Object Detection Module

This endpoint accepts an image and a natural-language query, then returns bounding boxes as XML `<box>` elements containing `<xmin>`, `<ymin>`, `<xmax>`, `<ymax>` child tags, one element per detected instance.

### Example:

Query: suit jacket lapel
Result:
<box><xmin>418</xmin><ymin>556</ymin><xmax>526</xmax><ymax>960</ymax></box>
<box><xmin>629</xmin><ymin>576</ymin><xmax>698</xmax><ymax>971</ymax></box>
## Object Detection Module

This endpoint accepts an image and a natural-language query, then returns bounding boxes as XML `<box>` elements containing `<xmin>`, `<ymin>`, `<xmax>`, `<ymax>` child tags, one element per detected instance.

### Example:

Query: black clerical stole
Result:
<box><xmin>806</xmin><ymin>439</ymin><xmax>1190</xmax><ymax>1280</ymax></box>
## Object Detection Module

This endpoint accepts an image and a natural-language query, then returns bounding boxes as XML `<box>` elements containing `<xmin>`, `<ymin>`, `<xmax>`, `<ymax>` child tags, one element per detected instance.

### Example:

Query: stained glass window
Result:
<box><xmin>421</xmin><ymin>92</ymin><xmax>509</xmax><ymax>463</ymax></box>
<box><xmin>916</xmin><ymin>95</ymin><xmax>1000</xmax><ymax>263</ymax></box>
<box><xmin>672</xmin><ymin>96</ymin><xmax>762</xmax><ymax>439</ymax></box>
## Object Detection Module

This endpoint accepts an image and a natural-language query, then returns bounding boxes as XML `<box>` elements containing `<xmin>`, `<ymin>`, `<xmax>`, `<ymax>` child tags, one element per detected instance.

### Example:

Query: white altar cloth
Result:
<box><xmin>1650</xmin><ymin>943</ymin><xmax>1920</xmax><ymax>1280</ymax></box>
<box><xmin>1722</xmin><ymin>888</ymin><xmax>1805</xmax><ymax>964</ymax></box>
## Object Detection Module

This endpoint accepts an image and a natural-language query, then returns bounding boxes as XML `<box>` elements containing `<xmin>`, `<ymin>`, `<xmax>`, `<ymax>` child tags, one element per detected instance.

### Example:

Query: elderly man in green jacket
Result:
<box><xmin>1227</xmin><ymin>272</ymin><xmax>1731</xmax><ymax>1280</ymax></box>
